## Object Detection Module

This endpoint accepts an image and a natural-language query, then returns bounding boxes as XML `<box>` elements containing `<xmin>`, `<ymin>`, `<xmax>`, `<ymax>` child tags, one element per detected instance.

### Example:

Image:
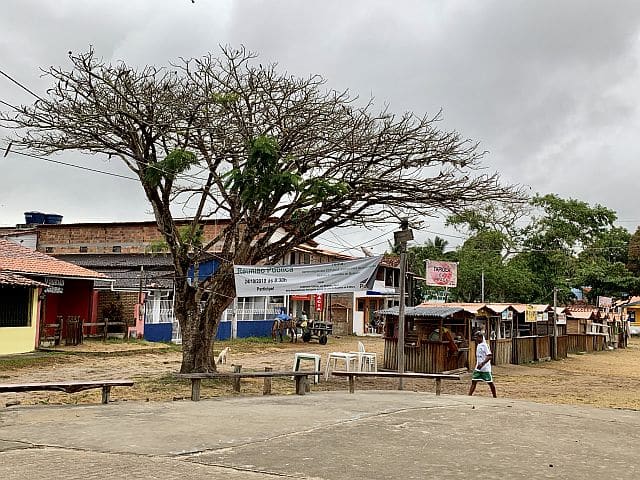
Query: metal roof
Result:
<box><xmin>55</xmin><ymin>253</ymin><xmax>174</xmax><ymax>269</ymax></box>
<box><xmin>375</xmin><ymin>306</ymin><xmax>464</xmax><ymax>318</ymax></box>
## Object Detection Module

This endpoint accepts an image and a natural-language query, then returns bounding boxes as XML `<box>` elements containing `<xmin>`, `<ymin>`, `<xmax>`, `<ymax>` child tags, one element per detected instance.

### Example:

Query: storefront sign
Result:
<box><xmin>314</xmin><ymin>294</ymin><xmax>324</xmax><ymax>312</ymax></box>
<box><xmin>425</xmin><ymin>260</ymin><xmax>458</xmax><ymax>287</ymax></box>
<box><xmin>234</xmin><ymin>256</ymin><xmax>381</xmax><ymax>297</ymax></box>
<box><xmin>525</xmin><ymin>305</ymin><xmax>536</xmax><ymax>323</ymax></box>
<box><xmin>598</xmin><ymin>296</ymin><xmax>612</xmax><ymax>307</ymax></box>
<box><xmin>44</xmin><ymin>277</ymin><xmax>64</xmax><ymax>294</ymax></box>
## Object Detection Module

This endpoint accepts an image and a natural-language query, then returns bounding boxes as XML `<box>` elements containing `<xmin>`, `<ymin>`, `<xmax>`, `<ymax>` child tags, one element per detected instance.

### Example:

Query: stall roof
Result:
<box><xmin>376</xmin><ymin>306</ymin><xmax>464</xmax><ymax>318</ymax></box>
<box><xmin>418</xmin><ymin>302</ymin><xmax>485</xmax><ymax>314</ymax></box>
<box><xmin>565</xmin><ymin>307</ymin><xmax>599</xmax><ymax>320</ymax></box>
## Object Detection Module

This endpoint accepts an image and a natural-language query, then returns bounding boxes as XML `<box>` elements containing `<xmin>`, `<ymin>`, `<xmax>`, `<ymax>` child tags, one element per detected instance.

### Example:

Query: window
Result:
<box><xmin>79</xmin><ymin>246</ymin><xmax>88</xmax><ymax>253</ymax></box>
<box><xmin>0</xmin><ymin>287</ymin><xmax>31</xmax><ymax>327</ymax></box>
<box><xmin>112</xmin><ymin>245</ymin><xmax>122</xmax><ymax>253</ymax></box>
<box><xmin>45</xmin><ymin>247</ymin><xmax>54</xmax><ymax>253</ymax></box>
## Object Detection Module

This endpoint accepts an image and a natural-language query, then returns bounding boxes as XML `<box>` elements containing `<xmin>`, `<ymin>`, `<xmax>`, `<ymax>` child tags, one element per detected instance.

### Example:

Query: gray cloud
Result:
<box><xmin>2</xmin><ymin>0</ymin><xmax>640</xmax><ymax>247</ymax></box>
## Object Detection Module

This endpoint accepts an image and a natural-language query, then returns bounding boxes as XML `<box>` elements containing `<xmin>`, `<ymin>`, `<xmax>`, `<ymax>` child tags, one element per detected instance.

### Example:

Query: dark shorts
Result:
<box><xmin>472</xmin><ymin>370</ymin><xmax>493</xmax><ymax>382</ymax></box>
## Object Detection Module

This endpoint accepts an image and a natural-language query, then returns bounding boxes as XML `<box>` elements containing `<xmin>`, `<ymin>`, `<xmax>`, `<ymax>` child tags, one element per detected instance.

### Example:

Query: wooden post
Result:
<box><xmin>435</xmin><ymin>378</ymin><xmax>442</xmax><ymax>396</ymax></box>
<box><xmin>295</xmin><ymin>375</ymin><xmax>307</xmax><ymax>395</ymax></box>
<box><xmin>233</xmin><ymin>365</ymin><xmax>242</xmax><ymax>393</ymax></box>
<box><xmin>102</xmin><ymin>386</ymin><xmax>111</xmax><ymax>404</ymax></box>
<box><xmin>348</xmin><ymin>374</ymin><xmax>355</xmax><ymax>394</ymax></box>
<box><xmin>263</xmin><ymin>367</ymin><xmax>272</xmax><ymax>395</ymax></box>
<box><xmin>191</xmin><ymin>378</ymin><xmax>201</xmax><ymax>401</ymax></box>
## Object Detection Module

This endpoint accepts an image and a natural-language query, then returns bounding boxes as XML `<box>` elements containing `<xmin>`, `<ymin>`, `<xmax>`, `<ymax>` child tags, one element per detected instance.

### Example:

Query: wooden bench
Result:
<box><xmin>0</xmin><ymin>379</ymin><xmax>134</xmax><ymax>404</ymax></box>
<box><xmin>176</xmin><ymin>367</ymin><xmax>322</xmax><ymax>401</ymax></box>
<box><xmin>331</xmin><ymin>371</ymin><xmax>461</xmax><ymax>395</ymax></box>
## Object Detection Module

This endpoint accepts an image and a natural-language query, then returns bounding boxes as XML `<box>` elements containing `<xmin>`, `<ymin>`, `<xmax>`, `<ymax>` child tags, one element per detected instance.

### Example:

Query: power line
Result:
<box><xmin>0</xmin><ymin>68</ymin><xmax>43</xmax><ymax>101</ymax></box>
<box><xmin>2</xmin><ymin>146</ymin><xmax>139</xmax><ymax>182</ymax></box>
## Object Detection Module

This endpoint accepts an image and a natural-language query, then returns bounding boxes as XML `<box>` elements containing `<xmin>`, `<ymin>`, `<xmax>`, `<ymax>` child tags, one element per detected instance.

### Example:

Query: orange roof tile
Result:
<box><xmin>0</xmin><ymin>271</ymin><xmax>48</xmax><ymax>287</ymax></box>
<box><xmin>0</xmin><ymin>238</ymin><xmax>106</xmax><ymax>279</ymax></box>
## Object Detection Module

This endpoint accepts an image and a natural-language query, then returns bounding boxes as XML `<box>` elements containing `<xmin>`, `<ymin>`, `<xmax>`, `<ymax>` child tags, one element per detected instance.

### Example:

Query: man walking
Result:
<box><xmin>468</xmin><ymin>331</ymin><xmax>497</xmax><ymax>398</ymax></box>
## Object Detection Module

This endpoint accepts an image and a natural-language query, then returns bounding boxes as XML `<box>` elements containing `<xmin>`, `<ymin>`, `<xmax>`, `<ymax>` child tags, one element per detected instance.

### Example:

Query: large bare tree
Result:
<box><xmin>2</xmin><ymin>46</ymin><xmax>522</xmax><ymax>372</ymax></box>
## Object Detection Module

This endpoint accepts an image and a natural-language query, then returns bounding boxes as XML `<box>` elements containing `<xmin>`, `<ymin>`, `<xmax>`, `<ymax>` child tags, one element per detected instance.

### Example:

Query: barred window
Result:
<box><xmin>0</xmin><ymin>287</ymin><xmax>31</xmax><ymax>328</ymax></box>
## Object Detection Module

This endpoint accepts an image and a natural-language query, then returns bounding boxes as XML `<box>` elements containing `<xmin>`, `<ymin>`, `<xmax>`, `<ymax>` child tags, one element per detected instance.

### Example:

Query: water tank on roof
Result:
<box><xmin>44</xmin><ymin>213</ymin><xmax>63</xmax><ymax>224</ymax></box>
<box><xmin>24</xmin><ymin>211</ymin><xmax>46</xmax><ymax>224</ymax></box>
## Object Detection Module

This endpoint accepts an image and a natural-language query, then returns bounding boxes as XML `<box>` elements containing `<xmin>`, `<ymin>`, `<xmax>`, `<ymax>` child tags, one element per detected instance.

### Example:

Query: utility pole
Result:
<box><xmin>481</xmin><ymin>270</ymin><xmax>485</xmax><ymax>303</ymax></box>
<box><xmin>553</xmin><ymin>287</ymin><xmax>558</xmax><ymax>360</ymax></box>
<box><xmin>394</xmin><ymin>218</ymin><xmax>413</xmax><ymax>390</ymax></box>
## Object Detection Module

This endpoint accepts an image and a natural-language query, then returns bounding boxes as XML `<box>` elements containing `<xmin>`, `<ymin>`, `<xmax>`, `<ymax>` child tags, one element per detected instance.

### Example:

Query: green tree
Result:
<box><xmin>521</xmin><ymin>194</ymin><xmax>631</xmax><ymax>302</ymax></box>
<box><xmin>627</xmin><ymin>227</ymin><xmax>640</xmax><ymax>275</ymax></box>
<box><xmin>2</xmin><ymin>46</ymin><xmax>521</xmax><ymax>372</ymax></box>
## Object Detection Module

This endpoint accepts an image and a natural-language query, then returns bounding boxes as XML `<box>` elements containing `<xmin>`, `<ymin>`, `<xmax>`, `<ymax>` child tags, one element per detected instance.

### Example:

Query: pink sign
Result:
<box><xmin>425</xmin><ymin>260</ymin><xmax>458</xmax><ymax>287</ymax></box>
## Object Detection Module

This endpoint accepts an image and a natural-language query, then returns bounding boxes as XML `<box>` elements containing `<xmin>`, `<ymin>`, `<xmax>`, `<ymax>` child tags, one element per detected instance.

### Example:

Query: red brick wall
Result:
<box><xmin>36</xmin><ymin>222</ymin><xmax>226</xmax><ymax>255</ymax></box>
<box><xmin>96</xmin><ymin>290</ymin><xmax>139</xmax><ymax>324</ymax></box>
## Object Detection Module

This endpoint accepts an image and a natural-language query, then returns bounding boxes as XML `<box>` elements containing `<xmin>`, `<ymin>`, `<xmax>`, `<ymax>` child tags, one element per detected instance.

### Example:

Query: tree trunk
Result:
<box><xmin>175</xmin><ymin>272</ymin><xmax>235</xmax><ymax>373</ymax></box>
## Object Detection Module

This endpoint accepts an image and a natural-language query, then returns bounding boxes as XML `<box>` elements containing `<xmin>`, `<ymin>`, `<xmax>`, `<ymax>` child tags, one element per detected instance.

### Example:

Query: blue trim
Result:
<box><xmin>144</xmin><ymin>323</ymin><xmax>173</xmax><ymax>342</ymax></box>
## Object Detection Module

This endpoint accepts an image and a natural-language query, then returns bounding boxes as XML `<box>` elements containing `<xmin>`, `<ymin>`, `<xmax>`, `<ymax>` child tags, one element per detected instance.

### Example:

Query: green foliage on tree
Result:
<box><xmin>627</xmin><ymin>227</ymin><xmax>640</xmax><ymax>275</ymax></box>
<box><xmin>417</xmin><ymin>194</ymin><xmax>639</xmax><ymax>304</ymax></box>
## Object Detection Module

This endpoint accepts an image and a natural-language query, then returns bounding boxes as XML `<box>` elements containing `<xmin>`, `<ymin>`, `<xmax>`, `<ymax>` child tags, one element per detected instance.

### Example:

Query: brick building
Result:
<box><xmin>3</xmin><ymin>217</ymin><xmax>411</xmax><ymax>341</ymax></box>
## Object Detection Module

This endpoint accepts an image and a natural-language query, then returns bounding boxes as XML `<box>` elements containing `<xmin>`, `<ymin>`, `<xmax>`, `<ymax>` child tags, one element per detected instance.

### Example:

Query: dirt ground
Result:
<box><xmin>1</xmin><ymin>336</ymin><xmax>640</xmax><ymax>410</ymax></box>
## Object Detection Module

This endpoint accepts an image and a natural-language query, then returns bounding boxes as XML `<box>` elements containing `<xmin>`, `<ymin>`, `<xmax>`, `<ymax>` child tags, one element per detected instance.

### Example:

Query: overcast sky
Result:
<box><xmin>1</xmin><ymin>0</ymin><xmax>640</xmax><ymax>255</ymax></box>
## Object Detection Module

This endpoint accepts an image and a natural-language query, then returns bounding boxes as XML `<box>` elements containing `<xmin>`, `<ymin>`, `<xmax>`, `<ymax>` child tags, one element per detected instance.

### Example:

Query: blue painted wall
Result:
<box><xmin>214</xmin><ymin>320</ymin><xmax>273</xmax><ymax>340</ymax></box>
<box><xmin>144</xmin><ymin>322</ymin><xmax>173</xmax><ymax>342</ymax></box>
<box><xmin>144</xmin><ymin>320</ymin><xmax>274</xmax><ymax>342</ymax></box>
<box><xmin>215</xmin><ymin>321</ymin><xmax>231</xmax><ymax>340</ymax></box>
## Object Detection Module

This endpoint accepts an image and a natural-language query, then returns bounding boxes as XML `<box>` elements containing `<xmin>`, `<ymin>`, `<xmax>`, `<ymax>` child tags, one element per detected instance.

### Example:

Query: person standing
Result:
<box><xmin>468</xmin><ymin>331</ymin><xmax>497</xmax><ymax>398</ymax></box>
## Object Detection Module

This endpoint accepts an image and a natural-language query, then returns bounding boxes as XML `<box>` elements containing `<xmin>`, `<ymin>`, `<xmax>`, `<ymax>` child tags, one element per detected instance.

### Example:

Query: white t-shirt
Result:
<box><xmin>475</xmin><ymin>340</ymin><xmax>492</xmax><ymax>373</ymax></box>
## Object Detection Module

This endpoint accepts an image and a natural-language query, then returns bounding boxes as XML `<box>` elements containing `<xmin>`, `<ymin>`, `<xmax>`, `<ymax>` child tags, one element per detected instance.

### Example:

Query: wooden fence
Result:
<box><xmin>556</xmin><ymin>335</ymin><xmax>568</xmax><ymax>359</ymax></box>
<box><xmin>567</xmin><ymin>334</ymin><xmax>607</xmax><ymax>354</ymax></box>
<box><xmin>513</xmin><ymin>336</ymin><xmax>536</xmax><ymax>364</ymax></box>
<box><xmin>383</xmin><ymin>338</ymin><xmax>468</xmax><ymax>373</ymax></box>
<box><xmin>489</xmin><ymin>339</ymin><xmax>512</xmax><ymax>365</ymax></box>
<box><xmin>535</xmin><ymin>336</ymin><xmax>551</xmax><ymax>360</ymax></box>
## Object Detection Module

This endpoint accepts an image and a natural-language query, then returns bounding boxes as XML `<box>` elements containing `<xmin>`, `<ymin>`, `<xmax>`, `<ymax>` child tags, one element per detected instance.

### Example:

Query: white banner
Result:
<box><xmin>234</xmin><ymin>256</ymin><xmax>382</xmax><ymax>297</ymax></box>
<box><xmin>425</xmin><ymin>260</ymin><xmax>458</xmax><ymax>287</ymax></box>
<box><xmin>598</xmin><ymin>296</ymin><xmax>612</xmax><ymax>307</ymax></box>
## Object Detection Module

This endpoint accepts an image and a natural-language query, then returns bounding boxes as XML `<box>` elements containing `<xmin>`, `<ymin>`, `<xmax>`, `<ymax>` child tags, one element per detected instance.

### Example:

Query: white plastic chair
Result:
<box><xmin>324</xmin><ymin>351</ymin><xmax>359</xmax><ymax>380</ymax></box>
<box><xmin>351</xmin><ymin>341</ymin><xmax>377</xmax><ymax>372</ymax></box>
<box><xmin>293</xmin><ymin>352</ymin><xmax>321</xmax><ymax>384</ymax></box>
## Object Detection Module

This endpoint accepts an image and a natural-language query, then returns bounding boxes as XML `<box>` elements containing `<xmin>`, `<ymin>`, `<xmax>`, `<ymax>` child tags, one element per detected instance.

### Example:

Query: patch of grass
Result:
<box><xmin>0</xmin><ymin>351</ymin><xmax>67</xmax><ymax>370</ymax></box>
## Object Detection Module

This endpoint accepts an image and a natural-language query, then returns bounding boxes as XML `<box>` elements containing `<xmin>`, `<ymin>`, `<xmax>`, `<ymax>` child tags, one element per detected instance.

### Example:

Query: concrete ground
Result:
<box><xmin>1</xmin><ymin>391</ymin><xmax>638</xmax><ymax>479</ymax></box>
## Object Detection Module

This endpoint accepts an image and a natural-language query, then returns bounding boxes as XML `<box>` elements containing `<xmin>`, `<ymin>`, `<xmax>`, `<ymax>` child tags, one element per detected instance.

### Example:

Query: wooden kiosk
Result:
<box><xmin>377</xmin><ymin>306</ymin><xmax>473</xmax><ymax>374</ymax></box>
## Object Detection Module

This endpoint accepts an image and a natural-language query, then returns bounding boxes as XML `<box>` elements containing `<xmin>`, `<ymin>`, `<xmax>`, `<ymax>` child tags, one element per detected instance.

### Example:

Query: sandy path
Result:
<box><xmin>1</xmin><ymin>336</ymin><xmax>639</xmax><ymax>409</ymax></box>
